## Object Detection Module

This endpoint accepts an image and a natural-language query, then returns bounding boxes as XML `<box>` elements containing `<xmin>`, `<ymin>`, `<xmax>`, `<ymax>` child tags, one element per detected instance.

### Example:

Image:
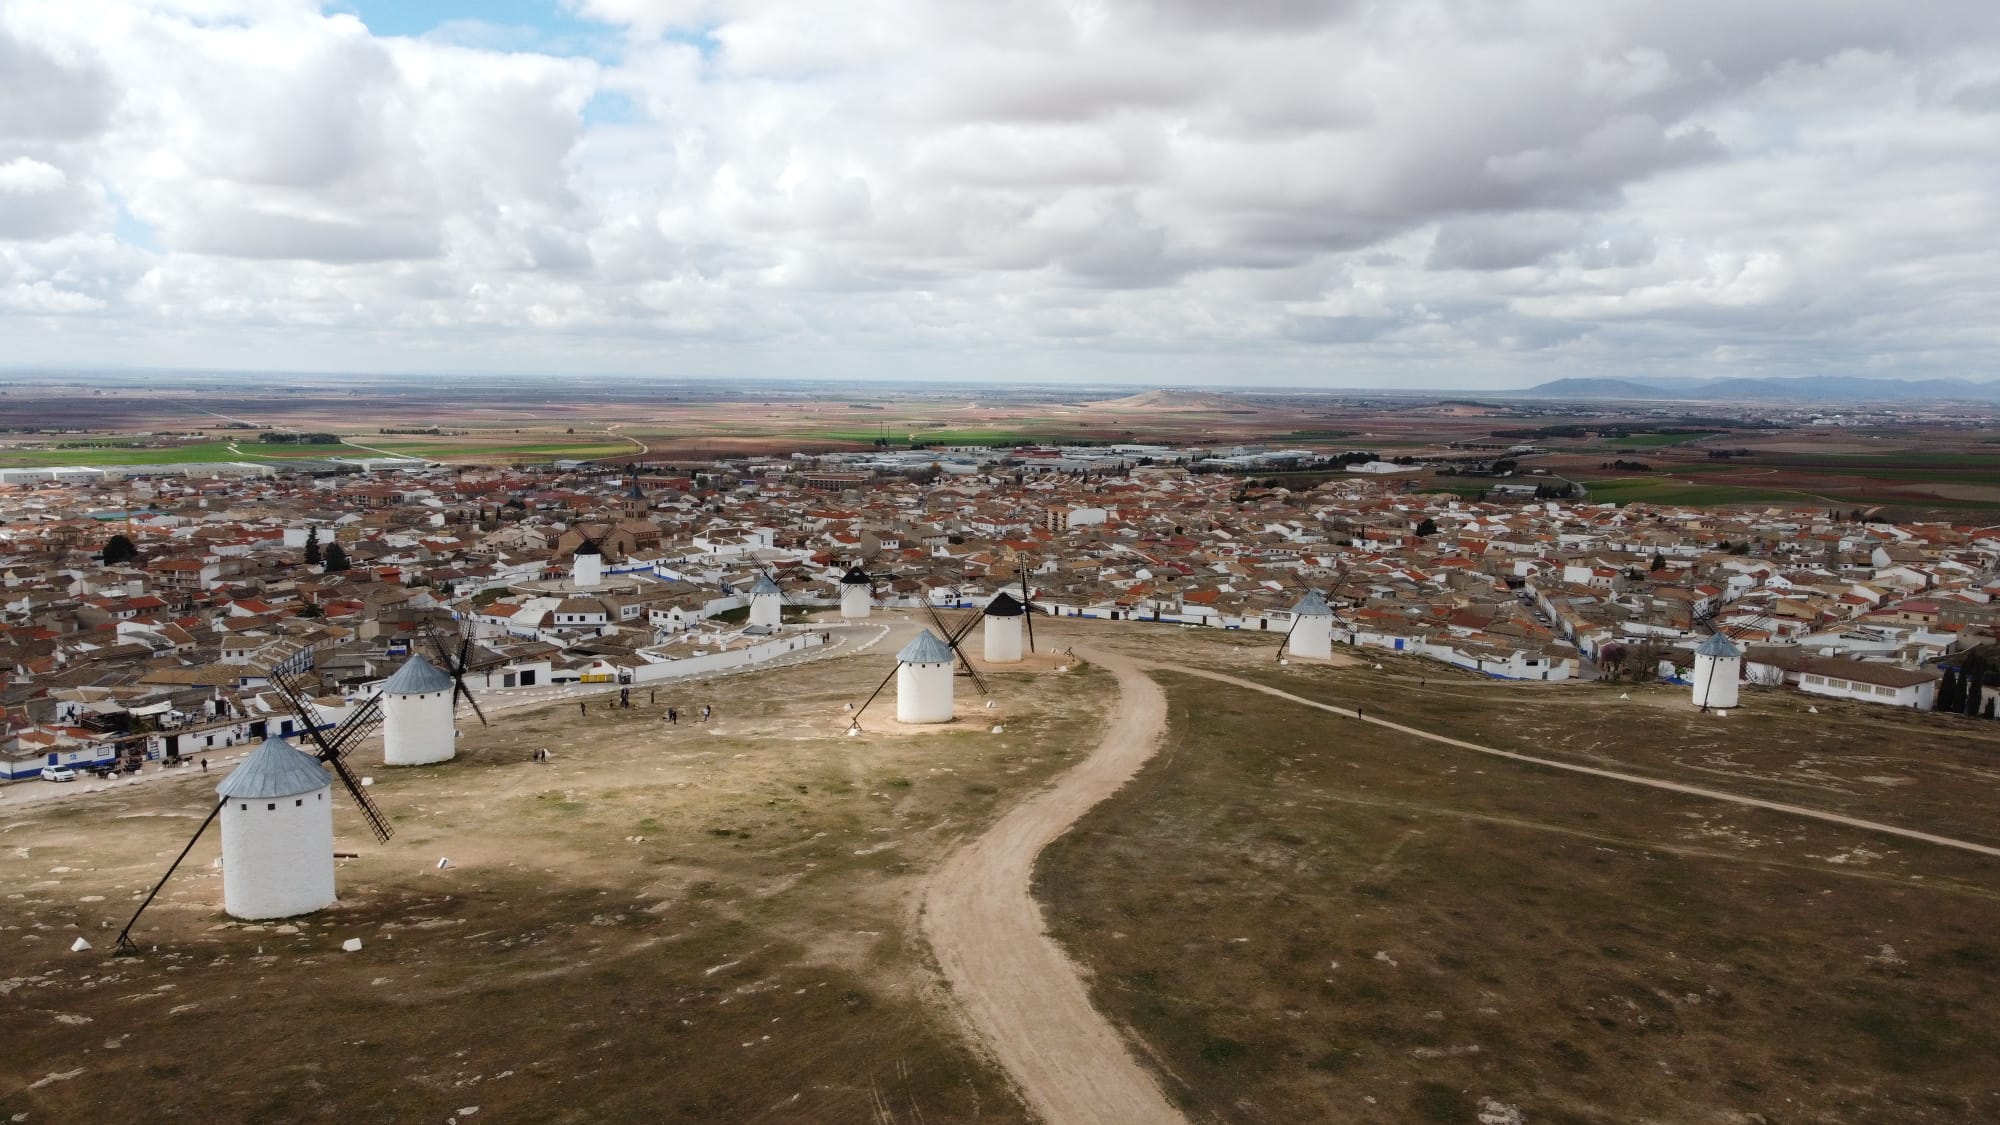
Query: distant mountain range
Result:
<box><xmin>1514</xmin><ymin>376</ymin><xmax>2000</xmax><ymax>404</ymax></box>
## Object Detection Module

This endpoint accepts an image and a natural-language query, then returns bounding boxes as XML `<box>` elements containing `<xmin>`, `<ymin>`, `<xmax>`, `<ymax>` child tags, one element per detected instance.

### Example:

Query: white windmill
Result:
<box><xmin>747</xmin><ymin>572</ymin><xmax>786</xmax><ymax>629</ymax></box>
<box><xmin>1277</xmin><ymin>565</ymin><xmax>1352</xmax><ymax>663</ymax></box>
<box><xmin>848</xmin><ymin>608</ymin><xmax>989</xmax><ymax>729</ymax></box>
<box><xmin>839</xmin><ymin>566</ymin><xmax>880</xmax><ymax>620</ymax></box>
<box><xmin>214</xmin><ymin>736</ymin><xmax>338</xmax><ymax>919</ymax></box>
<box><xmin>114</xmin><ymin>673</ymin><xmax>397</xmax><ymax>949</ymax></box>
<box><xmin>1691</xmin><ymin>630</ymin><xmax>1744</xmax><ymax>711</ymax></box>
<box><xmin>982</xmin><ymin>590</ymin><xmax>1028</xmax><ymax>664</ymax></box>
<box><xmin>381</xmin><ymin>632</ymin><xmax>489</xmax><ymax>766</ymax></box>
<box><xmin>1283</xmin><ymin>590</ymin><xmax>1335</xmax><ymax>660</ymax></box>
<box><xmin>895</xmin><ymin>630</ymin><xmax>957</xmax><ymax>723</ymax></box>
<box><xmin>569</xmin><ymin>526</ymin><xmax>607</xmax><ymax>589</ymax></box>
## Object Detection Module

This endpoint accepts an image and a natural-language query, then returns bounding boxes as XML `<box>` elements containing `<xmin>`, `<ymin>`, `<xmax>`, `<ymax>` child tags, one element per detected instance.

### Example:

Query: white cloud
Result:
<box><xmin>1</xmin><ymin>0</ymin><xmax>1998</xmax><ymax>384</ymax></box>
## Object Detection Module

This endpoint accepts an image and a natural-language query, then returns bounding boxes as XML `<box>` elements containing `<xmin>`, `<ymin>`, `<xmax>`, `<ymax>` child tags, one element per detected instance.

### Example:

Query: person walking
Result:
<box><xmin>701</xmin><ymin>704</ymin><xmax>712</xmax><ymax>723</ymax></box>
<box><xmin>620</xmin><ymin>686</ymin><xmax>630</xmax><ymax>709</ymax></box>
<box><xmin>667</xmin><ymin>707</ymin><xmax>677</xmax><ymax>725</ymax></box>
<box><xmin>579</xmin><ymin>701</ymin><xmax>587</xmax><ymax>716</ymax></box>
<box><xmin>199</xmin><ymin>758</ymin><xmax>208</xmax><ymax>772</ymax></box>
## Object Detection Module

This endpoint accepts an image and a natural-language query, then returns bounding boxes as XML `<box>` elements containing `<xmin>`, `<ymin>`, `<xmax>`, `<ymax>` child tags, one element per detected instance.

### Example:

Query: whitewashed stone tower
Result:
<box><xmin>216</xmin><ymin>736</ymin><xmax>336</xmax><ymax>920</ymax></box>
<box><xmin>748</xmin><ymin>573</ymin><xmax>784</xmax><ymax>628</ymax></box>
<box><xmin>1286</xmin><ymin>590</ymin><xmax>1334</xmax><ymax>660</ymax></box>
<box><xmin>571</xmin><ymin>540</ymin><xmax>603</xmax><ymax>589</ymax></box>
<box><xmin>840</xmin><ymin>568</ymin><xmax>874</xmax><ymax>620</ymax></box>
<box><xmin>983</xmin><ymin>590</ymin><xmax>1026</xmax><ymax>664</ymax></box>
<box><xmin>896</xmin><ymin>629</ymin><xmax>955</xmax><ymax>724</ymax></box>
<box><xmin>381</xmin><ymin>653</ymin><xmax>457</xmax><ymax>766</ymax></box>
<box><xmin>1691</xmin><ymin>631</ymin><xmax>1742</xmax><ymax>710</ymax></box>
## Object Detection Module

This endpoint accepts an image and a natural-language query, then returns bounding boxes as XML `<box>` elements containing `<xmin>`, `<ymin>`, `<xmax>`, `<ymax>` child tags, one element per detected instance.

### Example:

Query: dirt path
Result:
<box><xmin>920</xmin><ymin>648</ymin><xmax>1186</xmax><ymax>1125</ymax></box>
<box><xmin>1163</xmin><ymin>664</ymin><xmax>2000</xmax><ymax>860</ymax></box>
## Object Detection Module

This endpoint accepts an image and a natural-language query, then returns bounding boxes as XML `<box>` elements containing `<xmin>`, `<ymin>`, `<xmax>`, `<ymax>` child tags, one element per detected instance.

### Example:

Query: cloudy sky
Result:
<box><xmin>3</xmin><ymin>1</ymin><xmax>1999</xmax><ymax>387</ymax></box>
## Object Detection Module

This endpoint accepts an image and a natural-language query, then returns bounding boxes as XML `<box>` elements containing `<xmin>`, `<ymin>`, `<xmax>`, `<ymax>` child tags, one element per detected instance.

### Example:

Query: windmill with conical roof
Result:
<box><xmin>382</xmin><ymin>624</ymin><xmax>494</xmax><ymax>765</ymax></box>
<box><xmin>982</xmin><ymin>590</ymin><xmax>1028</xmax><ymax>664</ymax></box>
<box><xmin>840</xmin><ymin>564</ymin><xmax>897</xmax><ymax>620</ymax></box>
<box><xmin>747</xmin><ymin>571</ymin><xmax>788</xmax><ymax>628</ymax></box>
<box><xmin>569</xmin><ymin>524</ymin><xmax>608</xmax><ymax>589</ymax></box>
<box><xmin>848</xmin><ymin>608</ymin><xmax>988</xmax><ymax>729</ymax></box>
<box><xmin>213</xmin><ymin>736</ymin><xmax>340</xmax><ymax>919</ymax></box>
<box><xmin>1277</xmin><ymin>563</ymin><xmax>1353</xmax><ymax>662</ymax></box>
<box><xmin>113</xmin><ymin>671</ymin><xmax>397</xmax><ymax>951</ymax></box>
<box><xmin>1689</xmin><ymin>607</ymin><xmax>1766</xmax><ymax>711</ymax></box>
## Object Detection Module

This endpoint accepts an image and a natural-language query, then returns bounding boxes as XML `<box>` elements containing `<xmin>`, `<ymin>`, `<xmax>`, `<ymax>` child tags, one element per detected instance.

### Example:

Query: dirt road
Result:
<box><xmin>921</xmin><ymin>648</ymin><xmax>1186</xmax><ymax>1125</ymax></box>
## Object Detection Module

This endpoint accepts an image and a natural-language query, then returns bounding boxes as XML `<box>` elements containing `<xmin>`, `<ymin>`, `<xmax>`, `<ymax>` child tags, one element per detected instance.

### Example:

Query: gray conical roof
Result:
<box><xmin>898</xmin><ymin>629</ymin><xmax>954</xmax><ymax>664</ymax></box>
<box><xmin>1291</xmin><ymin>590</ymin><xmax>1333</xmax><ymax>617</ymax></box>
<box><xmin>984</xmin><ymin>590</ymin><xmax>1025</xmax><ymax>616</ymax></box>
<box><xmin>1695</xmin><ymin>631</ymin><xmax>1742</xmax><ymax>659</ymax></box>
<box><xmin>382</xmin><ymin>652</ymin><xmax>453</xmax><ymax>695</ymax></box>
<box><xmin>750</xmin><ymin>573</ymin><xmax>783</xmax><ymax>596</ymax></box>
<box><xmin>216</xmin><ymin>736</ymin><xmax>330</xmax><ymax>800</ymax></box>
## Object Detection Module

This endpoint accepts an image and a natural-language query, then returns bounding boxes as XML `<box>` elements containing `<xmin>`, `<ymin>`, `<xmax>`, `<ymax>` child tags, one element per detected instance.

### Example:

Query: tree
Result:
<box><xmin>322</xmin><ymin>543</ymin><xmax>351</xmax><ymax>572</ymax></box>
<box><xmin>1938</xmin><ymin>667</ymin><xmax>1962</xmax><ymax>713</ymax></box>
<box><xmin>303</xmin><ymin>526</ymin><xmax>321</xmax><ymax>566</ymax></box>
<box><xmin>1963</xmin><ymin>654</ymin><xmax>1987</xmax><ymax>717</ymax></box>
<box><xmin>1414</xmin><ymin>517</ymin><xmax>1438</xmax><ymax>537</ymax></box>
<box><xmin>1650</xmin><ymin>552</ymin><xmax>1666</xmax><ymax>572</ymax></box>
<box><xmin>101</xmin><ymin>533</ymin><xmax>137</xmax><ymax>566</ymax></box>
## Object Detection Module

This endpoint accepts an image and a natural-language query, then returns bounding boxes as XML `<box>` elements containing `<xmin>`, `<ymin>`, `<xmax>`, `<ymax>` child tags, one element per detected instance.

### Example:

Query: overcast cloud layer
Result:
<box><xmin>3</xmin><ymin>0</ymin><xmax>1999</xmax><ymax>386</ymax></box>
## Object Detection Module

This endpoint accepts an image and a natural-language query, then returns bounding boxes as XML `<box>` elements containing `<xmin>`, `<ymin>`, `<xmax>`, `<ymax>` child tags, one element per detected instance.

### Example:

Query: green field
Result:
<box><xmin>361</xmin><ymin>439</ymin><xmax>638</xmax><ymax>462</ymax></box>
<box><xmin>804</xmin><ymin>427</ymin><xmax>1067</xmax><ymax>446</ymax></box>
<box><xmin>1598</xmin><ymin>430</ymin><xmax>1726</xmax><ymax>447</ymax></box>
<box><xmin>0</xmin><ymin>440</ymin><xmax>270</xmax><ymax>467</ymax></box>
<box><xmin>1580</xmin><ymin>478</ymin><xmax>1806</xmax><ymax>507</ymax></box>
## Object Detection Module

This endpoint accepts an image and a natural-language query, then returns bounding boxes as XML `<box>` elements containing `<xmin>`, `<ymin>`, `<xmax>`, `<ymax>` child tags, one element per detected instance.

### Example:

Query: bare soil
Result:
<box><xmin>0</xmin><ymin>625</ymin><xmax>1113</xmax><ymax>1123</ymax></box>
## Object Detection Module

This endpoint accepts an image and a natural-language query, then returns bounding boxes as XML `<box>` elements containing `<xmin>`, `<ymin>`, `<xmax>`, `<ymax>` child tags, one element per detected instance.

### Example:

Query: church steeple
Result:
<box><xmin>623</xmin><ymin>478</ymin><xmax>647</xmax><ymax>522</ymax></box>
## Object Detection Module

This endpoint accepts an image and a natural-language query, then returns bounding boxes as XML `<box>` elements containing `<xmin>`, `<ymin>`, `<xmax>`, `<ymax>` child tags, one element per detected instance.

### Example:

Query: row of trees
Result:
<box><xmin>1938</xmin><ymin>652</ymin><xmax>1996</xmax><ymax>717</ymax></box>
<box><xmin>302</xmin><ymin>528</ymin><xmax>350</xmax><ymax>571</ymax></box>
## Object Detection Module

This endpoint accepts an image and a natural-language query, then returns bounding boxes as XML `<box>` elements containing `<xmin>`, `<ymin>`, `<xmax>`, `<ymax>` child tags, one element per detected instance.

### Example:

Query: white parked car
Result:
<box><xmin>40</xmin><ymin>765</ymin><xmax>77</xmax><ymax>782</ymax></box>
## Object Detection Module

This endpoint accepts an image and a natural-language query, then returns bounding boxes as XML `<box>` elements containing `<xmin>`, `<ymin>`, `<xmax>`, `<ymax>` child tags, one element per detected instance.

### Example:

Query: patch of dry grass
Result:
<box><xmin>1038</xmin><ymin>673</ymin><xmax>2000</xmax><ymax>1123</ymax></box>
<box><xmin>0</xmin><ymin>653</ymin><xmax>1112</xmax><ymax>1123</ymax></box>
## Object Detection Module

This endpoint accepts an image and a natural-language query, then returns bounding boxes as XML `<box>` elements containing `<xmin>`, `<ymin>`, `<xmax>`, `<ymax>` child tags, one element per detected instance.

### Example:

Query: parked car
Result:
<box><xmin>40</xmin><ymin>765</ymin><xmax>77</xmax><ymax>782</ymax></box>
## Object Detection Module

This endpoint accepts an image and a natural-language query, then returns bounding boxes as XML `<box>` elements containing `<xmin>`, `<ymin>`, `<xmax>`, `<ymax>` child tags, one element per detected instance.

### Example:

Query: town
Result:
<box><xmin>6</xmin><ymin>436</ymin><xmax>1994</xmax><ymax>784</ymax></box>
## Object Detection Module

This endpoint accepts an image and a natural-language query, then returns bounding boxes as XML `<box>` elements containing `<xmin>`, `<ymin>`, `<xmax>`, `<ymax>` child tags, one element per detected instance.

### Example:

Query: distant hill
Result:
<box><xmin>1089</xmin><ymin>389</ymin><xmax>1248</xmax><ymax>410</ymax></box>
<box><xmin>1516</xmin><ymin>376</ymin><xmax>2000</xmax><ymax>404</ymax></box>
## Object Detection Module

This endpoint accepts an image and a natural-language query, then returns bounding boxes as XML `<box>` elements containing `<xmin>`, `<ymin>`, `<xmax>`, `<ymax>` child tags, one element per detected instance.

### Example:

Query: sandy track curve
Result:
<box><xmin>920</xmin><ymin>649</ymin><xmax>1186</xmax><ymax>1125</ymax></box>
<box><xmin>1164</xmin><ymin>664</ymin><xmax>2000</xmax><ymax>860</ymax></box>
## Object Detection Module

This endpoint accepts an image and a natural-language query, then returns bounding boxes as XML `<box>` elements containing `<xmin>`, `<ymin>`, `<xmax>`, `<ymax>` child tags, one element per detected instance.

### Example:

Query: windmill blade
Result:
<box><xmin>112</xmin><ymin>797</ymin><xmax>226</xmax><ymax>956</ymax></box>
<box><xmin>270</xmin><ymin>668</ymin><xmax>343</xmax><ymax>761</ymax></box>
<box><xmin>1277</xmin><ymin>614</ymin><xmax>1303</xmax><ymax>662</ymax></box>
<box><xmin>851</xmin><ymin>661</ymin><xmax>905</xmax><ymax>726</ymax></box>
<box><xmin>450</xmin><ymin>636</ymin><xmax>489</xmax><ymax>726</ymax></box>
<box><xmin>942</xmin><ymin>606</ymin><xmax>982</xmax><ymax>648</ymax></box>
<box><xmin>323</xmin><ymin>693</ymin><xmax>385</xmax><ymax>759</ymax></box>
<box><xmin>1020</xmin><ymin>570</ymin><xmax>1036</xmax><ymax>654</ymax></box>
<box><xmin>923</xmin><ymin>602</ymin><xmax>955</xmax><ymax>641</ymax></box>
<box><xmin>328</xmin><ymin>753</ymin><xmax>393</xmax><ymax>843</ymax></box>
<box><xmin>942</xmin><ymin>618</ymin><xmax>990</xmax><ymax>694</ymax></box>
<box><xmin>455</xmin><ymin>675</ymin><xmax>489</xmax><ymax>727</ymax></box>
